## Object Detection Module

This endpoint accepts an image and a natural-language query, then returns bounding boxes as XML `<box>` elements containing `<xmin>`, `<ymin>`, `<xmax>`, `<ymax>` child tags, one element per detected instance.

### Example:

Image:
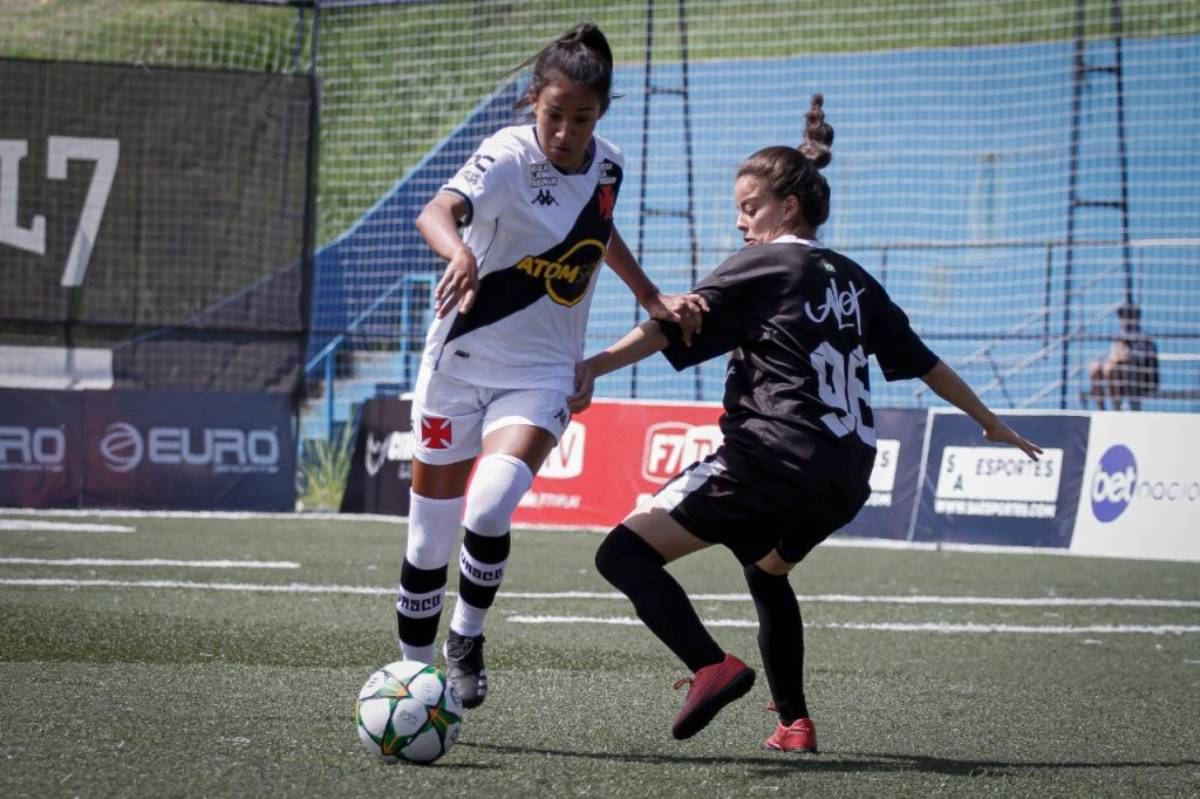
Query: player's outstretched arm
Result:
<box><xmin>604</xmin><ymin>226</ymin><xmax>708</xmax><ymax>344</ymax></box>
<box><xmin>416</xmin><ymin>191</ymin><xmax>479</xmax><ymax>317</ymax></box>
<box><xmin>568</xmin><ymin>320</ymin><xmax>670</xmax><ymax>413</ymax></box>
<box><xmin>919</xmin><ymin>360</ymin><xmax>1043</xmax><ymax>461</ymax></box>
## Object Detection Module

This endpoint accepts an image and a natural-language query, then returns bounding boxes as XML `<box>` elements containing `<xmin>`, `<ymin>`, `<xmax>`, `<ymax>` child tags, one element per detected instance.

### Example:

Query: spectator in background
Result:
<box><xmin>1087</xmin><ymin>302</ymin><xmax>1158</xmax><ymax>410</ymax></box>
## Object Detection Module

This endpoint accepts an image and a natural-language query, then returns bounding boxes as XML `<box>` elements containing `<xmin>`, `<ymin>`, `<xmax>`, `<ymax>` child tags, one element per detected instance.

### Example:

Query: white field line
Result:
<box><xmin>0</xmin><ymin>520</ymin><xmax>135</xmax><ymax>533</ymax></box>
<box><xmin>0</xmin><ymin>578</ymin><xmax>1197</xmax><ymax>610</ymax></box>
<box><xmin>0</xmin><ymin>507</ymin><xmax>398</xmax><ymax>523</ymax></box>
<box><xmin>0</xmin><ymin>558</ymin><xmax>299</xmax><ymax>569</ymax></box>
<box><xmin>506</xmin><ymin>615</ymin><xmax>1200</xmax><ymax>636</ymax></box>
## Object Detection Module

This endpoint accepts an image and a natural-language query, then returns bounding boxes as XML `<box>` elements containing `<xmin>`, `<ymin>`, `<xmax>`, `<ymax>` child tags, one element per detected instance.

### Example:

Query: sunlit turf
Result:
<box><xmin>1</xmin><ymin>512</ymin><xmax>1198</xmax><ymax>796</ymax></box>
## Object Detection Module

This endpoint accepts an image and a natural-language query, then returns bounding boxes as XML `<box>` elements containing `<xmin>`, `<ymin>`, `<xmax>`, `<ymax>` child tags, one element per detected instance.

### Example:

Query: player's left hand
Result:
<box><xmin>568</xmin><ymin>360</ymin><xmax>596</xmax><ymax>413</ymax></box>
<box><xmin>645</xmin><ymin>292</ymin><xmax>709</xmax><ymax>346</ymax></box>
<box><xmin>982</xmin><ymin>421</ymin><xmax>1043</xmax><ymax>462</ymax></box>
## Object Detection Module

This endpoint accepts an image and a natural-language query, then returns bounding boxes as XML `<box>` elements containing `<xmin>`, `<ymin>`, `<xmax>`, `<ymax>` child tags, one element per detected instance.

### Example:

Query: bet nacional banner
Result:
<box><xmin>1069</xmin><ymin>412</ymin><xmax>1200</xmax><ymax>561</ymax></box>
<box><xmin>910</xmin><ymin>409</ymin><xmax>1090</xmax><ymax>549</ymax></box>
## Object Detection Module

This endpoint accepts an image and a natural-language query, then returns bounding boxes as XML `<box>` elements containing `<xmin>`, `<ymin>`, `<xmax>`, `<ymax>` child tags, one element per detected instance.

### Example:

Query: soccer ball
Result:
<box><xmin>355</xmin><ymin>660</ymin><xmax>463</xmax><ymax>764</ymax></box>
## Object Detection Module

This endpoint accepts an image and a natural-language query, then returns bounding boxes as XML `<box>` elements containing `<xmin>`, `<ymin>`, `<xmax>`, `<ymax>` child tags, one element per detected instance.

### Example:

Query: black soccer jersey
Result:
<box><xmin>660</xmin><ymin>237</ymin><xmax>938</xmax><ymax>486</ymax></box>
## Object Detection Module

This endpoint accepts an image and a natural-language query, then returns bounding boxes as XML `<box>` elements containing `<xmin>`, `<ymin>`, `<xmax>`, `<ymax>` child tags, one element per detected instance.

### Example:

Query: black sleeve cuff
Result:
<box><xmin>441</xmin><ymin>187</ymin><xmax>474</xmax><ymax>227</ymax></box>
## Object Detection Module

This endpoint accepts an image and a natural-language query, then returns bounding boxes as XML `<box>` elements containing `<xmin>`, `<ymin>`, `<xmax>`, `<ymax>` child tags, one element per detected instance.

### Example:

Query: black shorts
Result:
<box><xmin>650</xmin><ymin>447</ymin><xmax>869</xmax><ymax>566</ymax></box>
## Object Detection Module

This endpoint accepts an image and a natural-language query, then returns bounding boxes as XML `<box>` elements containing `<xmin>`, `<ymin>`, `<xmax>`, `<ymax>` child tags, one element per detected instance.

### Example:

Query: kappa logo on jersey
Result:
<box><xmin>420</xmin><ymin>416</ymin><xmax>453</xmax><ymax>450</ymax></box>
<box><xmin>515</xmin><ymin>238</ymin><xmax>606</xmax><ymax>307</ymax></box>
<box><xmin>641</xmin><ymin>422</ymin><xmax>724</xmax><ymax>483</ymax></box>
<box><xmin>531</xmin><ymin>189</ymin><xmax>559</xmax><ymax>207</ymax></box>
<box><xmin>597</xmin><ymin>184</ymin><xmax>615</xmax><ymax>220</ymax></box>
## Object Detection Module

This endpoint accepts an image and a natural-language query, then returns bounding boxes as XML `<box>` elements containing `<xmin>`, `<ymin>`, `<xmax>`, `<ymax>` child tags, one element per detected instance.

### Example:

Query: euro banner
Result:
<box><xmin>0</xmin><ymin>389</ymin><xmax>84</xmax><ymax>508</ymax></box>
<box><xmin>911</xmin><ymin>410</ymin><xmax>1090</xmax><ymax>548</ymax></box>
<box><xmin>0</xmin><ymin>58</ymin><xmax>313</xmax><ymax>394</ymax></box>
<box><xmin>0</xmin><ymin>388</ymin><xmax>295</xmax><ymax>511</ymax></box>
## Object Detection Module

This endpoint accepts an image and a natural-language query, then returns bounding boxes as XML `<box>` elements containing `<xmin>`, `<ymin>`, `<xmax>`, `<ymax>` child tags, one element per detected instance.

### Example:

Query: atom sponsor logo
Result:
<box><xmin>641</xmin><ymin>422</ymin><xmax>723</xmax><ymax>484</ymax></box>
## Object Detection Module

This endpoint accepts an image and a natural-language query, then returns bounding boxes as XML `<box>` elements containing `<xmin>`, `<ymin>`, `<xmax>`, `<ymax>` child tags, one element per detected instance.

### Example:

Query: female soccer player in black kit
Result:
<box><xmin>569</xmin><ymin>95</ymin><xmax>1042</xmax><ymax>752</ymax></box>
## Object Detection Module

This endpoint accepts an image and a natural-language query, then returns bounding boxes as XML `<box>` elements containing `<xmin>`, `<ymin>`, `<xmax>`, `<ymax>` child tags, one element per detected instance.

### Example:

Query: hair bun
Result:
<box><xmin>799</xmin><ymin>93</ymin><xmax>833</xmax><ymax>169</ymax></box>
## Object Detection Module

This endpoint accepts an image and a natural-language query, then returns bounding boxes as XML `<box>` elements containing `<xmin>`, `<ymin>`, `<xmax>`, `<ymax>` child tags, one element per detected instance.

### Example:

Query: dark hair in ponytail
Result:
<box><xmin>736</xmin><ymin>94</ymin><xmax>835</xmax><ymax>229</ymax></box>
<box><xmin>512</xmin><ymin>22</ymin><xmax>615</xmax><ymax>116</ymax></box>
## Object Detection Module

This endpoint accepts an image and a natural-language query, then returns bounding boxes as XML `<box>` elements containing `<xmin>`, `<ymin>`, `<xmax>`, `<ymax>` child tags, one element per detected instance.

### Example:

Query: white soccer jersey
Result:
<box><xmin>421</xmin><ymin>124</ymin><xmax>624</xmax><ymax>393</ymax></box>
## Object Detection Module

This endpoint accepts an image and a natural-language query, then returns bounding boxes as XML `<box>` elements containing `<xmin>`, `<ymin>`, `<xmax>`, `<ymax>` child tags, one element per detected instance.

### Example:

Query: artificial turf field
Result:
<box><xmin>1</xmin><ymin>511</ymin><xmax>1198</xmax><ymax>797</ymax></box>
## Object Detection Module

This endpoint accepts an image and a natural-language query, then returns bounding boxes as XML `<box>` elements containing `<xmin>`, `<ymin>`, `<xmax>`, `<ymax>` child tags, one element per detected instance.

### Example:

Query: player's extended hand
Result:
<box><xmin>982</xmin><ymin>420</ymin><xmax>1043</xmax><ymax>462</ymax></box>
<box><xmin>435</xmin><ymin>247</ymin><xmax>479</xmax><ymax>317</ymax></box>
<box><xmin>644</xmin><ymin>291</ymin><xmax>709</xmax><ymax>346</ymax></box>
<box><xmin>568</xmin><ymin>360</ymin><xmax>597</xmax><ymax>413</ymax></box>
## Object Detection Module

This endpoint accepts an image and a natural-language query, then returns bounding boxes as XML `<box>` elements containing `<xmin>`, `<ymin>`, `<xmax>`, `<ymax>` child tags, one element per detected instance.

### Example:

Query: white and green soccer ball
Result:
<box><xmin>355</xmin><ymin>660</ymin><xmax>463</xmax><ymax>764</ymax></box>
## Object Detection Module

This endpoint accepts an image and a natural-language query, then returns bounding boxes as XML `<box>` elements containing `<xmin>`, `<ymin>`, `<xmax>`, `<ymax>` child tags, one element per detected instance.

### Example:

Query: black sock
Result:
<box><xmin>457</xmin><ymin>528</ymin><xmax>511</xmax><ymax>612</ymax></box>
<box><xmin>744</xmin><ymin>563</ymin><xmax>809</xmax><ymax>723</ymax></box>
<box><xmin>594</xmin><ymin>524</ymin><xmax>723</xmax><ymax>672</ymax></box>
<box><xmin>396</xmin><ymin>559</ymin><xmax>448</xmax><ymax>650</ymax></box>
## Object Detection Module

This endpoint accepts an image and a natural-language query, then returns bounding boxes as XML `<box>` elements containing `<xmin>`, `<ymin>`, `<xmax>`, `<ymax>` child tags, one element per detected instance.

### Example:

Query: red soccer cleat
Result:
<box><xmin>670</xmin><ymin>654</ymin><xmax>755</xmax><ymax>740</ymax></box>
<box><xmin>763</xmin><ymin>717</ymin><xmax>818</xmax><ymax>753</ymax></box>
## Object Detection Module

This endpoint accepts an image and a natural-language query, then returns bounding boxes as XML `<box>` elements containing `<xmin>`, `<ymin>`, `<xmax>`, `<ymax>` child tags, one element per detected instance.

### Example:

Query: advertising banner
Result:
<box><xmin>1070</xmin><ymin>412</ymin><xmax>1200</xmax><ymax>561</ymax></box>
<box><xmin>911</xmin><ymin>410</ymin><xmax>1090</xmax><ymax>548</ymax></box>
<box><xmin>512</xmin><ymin>399</ymin><xmax>929</xmax><ymax>535</ymax></box>
<box><xmin>840</xmin><ymin>408</ymin><xmax>928</xmax><ymax>540</ymax></box>
<box><xmin>341</xmin><ymin>397</ymin><xmax>414</xmax><ymax>516</ymax></box>
<box><xmin>81</xmin><ymin>390</ymin><xmax>295</xmax><ymax>511</ymax></box>
<box><xmin>0</xmin><ymin>388</ymin><xmax>83</xmax><ymax>508</ymax></box>
<box><xmin>0</xmin><ymin>58</ymin><xmax>313</xmax><ymax>393</ymax></box>
<box><xmin>511</xmin><ymin>400</ymin><xmax>721</xmax><ymax>528</ymax></box>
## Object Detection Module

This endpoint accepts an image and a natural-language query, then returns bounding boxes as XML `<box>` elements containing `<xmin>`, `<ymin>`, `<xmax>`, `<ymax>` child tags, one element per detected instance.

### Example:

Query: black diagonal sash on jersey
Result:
<box><xmin>445</xmin><ymin>160</ymin><xmax>623</xmax><ymax>344</ymax></box>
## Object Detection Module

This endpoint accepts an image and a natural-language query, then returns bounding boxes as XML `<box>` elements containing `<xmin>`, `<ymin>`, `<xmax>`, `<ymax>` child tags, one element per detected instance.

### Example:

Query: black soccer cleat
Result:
<box><xmin>444</xmin><ymin>631</ymin><xmax>488</xmax><ymax>709</ymax></box>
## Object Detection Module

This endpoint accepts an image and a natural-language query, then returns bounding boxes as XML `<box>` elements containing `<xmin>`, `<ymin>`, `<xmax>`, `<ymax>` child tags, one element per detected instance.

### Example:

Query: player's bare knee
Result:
<box><xmin>754</xmin><ymin>549</ymin><xmax>796</xmax><ymax>576</ymax></box>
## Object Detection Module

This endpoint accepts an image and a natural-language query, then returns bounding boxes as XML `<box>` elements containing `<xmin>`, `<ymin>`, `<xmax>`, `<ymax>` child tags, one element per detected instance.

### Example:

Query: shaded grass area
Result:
<box><xmin>1</xmin><ymin>515</ymin><xmax>1199</xmax><ymax>796</ymax></box>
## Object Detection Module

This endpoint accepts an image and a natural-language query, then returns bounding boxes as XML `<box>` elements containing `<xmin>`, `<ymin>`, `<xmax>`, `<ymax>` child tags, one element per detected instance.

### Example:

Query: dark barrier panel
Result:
<box><xmin>0</xmin><ymin>389</ymin><xmax>83</xmax><ymax>508</ymax></box>
<box><xmin>912</xmin><ymin>411</ymin><xmax>1090</xmax><ymax>548</ymax></box>
<box><xmin>0</xmin><ymin>58</ymin><xmax>312</xmax><ymax>393</ymax></box>
<box><xmin>341</xmin><ymin>397</ymin><xmax>413</xmax><ymax>516</ymax></box>
<box><xmin>838</xmin><ymin>408</ymin><xmax>928</xmax><ymax>540</ymax></box>
<box><xmin>81</xmin><ymin>390</ymin><xmax>296</xmax><ymax>511</ymax></box>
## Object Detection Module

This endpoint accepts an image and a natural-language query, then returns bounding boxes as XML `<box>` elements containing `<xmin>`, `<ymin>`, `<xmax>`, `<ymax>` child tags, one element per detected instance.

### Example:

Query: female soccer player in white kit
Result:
<box><xmin>398</xmin><ymin>22</ymin><xmax>703</xmax><ymax>708</ymax></box>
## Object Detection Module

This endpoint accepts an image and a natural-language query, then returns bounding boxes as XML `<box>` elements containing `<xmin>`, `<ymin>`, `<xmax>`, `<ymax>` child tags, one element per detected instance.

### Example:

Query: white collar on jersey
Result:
<box><xmin>767</xmin><ymin>233</ymin><xmax>822</xmax><ymax>247</ymax></box>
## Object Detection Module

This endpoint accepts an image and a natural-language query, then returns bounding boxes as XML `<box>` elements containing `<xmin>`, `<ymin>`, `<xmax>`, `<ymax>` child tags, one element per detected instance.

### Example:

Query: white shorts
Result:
<box><xmin>410</xmin><ymin>367</ymin><xmax>571</xmax><ymax>465</ymax></box>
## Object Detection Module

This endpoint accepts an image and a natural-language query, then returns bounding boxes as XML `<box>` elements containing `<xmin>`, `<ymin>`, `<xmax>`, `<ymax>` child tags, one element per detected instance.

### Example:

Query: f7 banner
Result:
<box><xmin>512</xmin><ymin>399</ymin><xmax>929</xmax><ymax>535</ymax></box>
